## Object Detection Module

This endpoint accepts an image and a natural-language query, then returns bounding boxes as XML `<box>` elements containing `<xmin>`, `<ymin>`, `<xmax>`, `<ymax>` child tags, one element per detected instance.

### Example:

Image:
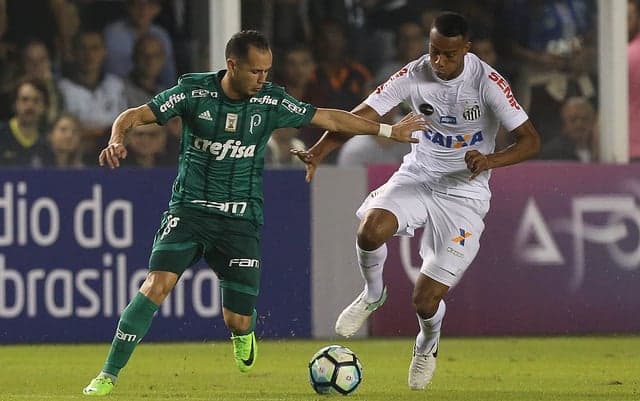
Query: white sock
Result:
<box><xmin>356</xmin><ymin>242</ymin><xmax>387</xmax><ymax>302</ymax></box>
<box><xmin>415</xmin><ymin>300</ymin><xmax>446</xmax><ymax>354</ymax></box>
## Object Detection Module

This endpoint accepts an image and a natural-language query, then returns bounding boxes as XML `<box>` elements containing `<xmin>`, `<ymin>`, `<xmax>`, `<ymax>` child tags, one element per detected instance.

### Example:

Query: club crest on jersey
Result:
<box><xmin>463</xmin><ymin>103</ymin><xmax>481</xmax><ymax>121</ymax></box>
<box><xmin>423</xmin><ymin>129</ymin><xmax>483</xmax><ymax>148</ymax></box>
<box><xmin>225</xmin><ymin>113</ymin><xmax>238</xmax><ymax>132</ymax></box>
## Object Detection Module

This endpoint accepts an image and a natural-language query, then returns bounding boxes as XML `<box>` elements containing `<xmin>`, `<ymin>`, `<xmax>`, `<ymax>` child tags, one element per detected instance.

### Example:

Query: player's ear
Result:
<box><xmin>463</xmin><ymin>41</ymin><xmax>471</xmax><ymax>53</ymax></box>
<box><xmin>226</xmin><ymin>58</ymin><xmax>236</xmax><ymax>74</ymax></box>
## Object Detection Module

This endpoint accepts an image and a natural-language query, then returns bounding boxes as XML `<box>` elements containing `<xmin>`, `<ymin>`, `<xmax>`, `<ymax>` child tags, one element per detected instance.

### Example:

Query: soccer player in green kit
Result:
<box><xmin>83</xmin><ymin>30</ymin><xmax>424</xmax><ymax>396</ymax></box>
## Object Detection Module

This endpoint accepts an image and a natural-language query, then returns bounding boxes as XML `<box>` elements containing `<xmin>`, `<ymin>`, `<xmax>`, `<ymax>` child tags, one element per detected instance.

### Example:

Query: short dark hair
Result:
<box><xmin>225</xmin><ymin>30</ymin><xmax>270</xmax><ymax>59</ymax></box>
<box><xmin>432</xmin><ymin>12</ymin><xmax>470</xmax><ymax>39</ymax></box>
<box><xmin>14</xmin><ymin>76</ymin><xmax>50</xmax><ymax>107</ymax></box>
<box><xmin>72</xmin><ymin>30</ymin><xmax>104</xmax><ymax>51</ymax></box>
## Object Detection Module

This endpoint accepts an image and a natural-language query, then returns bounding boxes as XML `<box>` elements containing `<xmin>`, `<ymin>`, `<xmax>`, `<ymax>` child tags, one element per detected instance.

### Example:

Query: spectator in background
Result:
<box><xmin>265</xmin><ymin>127</ymin><xmax>306</xmax><ymax>168</ymax></box>
<box><xmin>276</xmin><ymin>44</ymin><xmax>323</xmax><ymax>103</ymax></box>
<box><xmin>367</xmin><ymin>21</ymin><xmax>425</xmax><ymax>158</ymax></box>
<box><xmin>471</xmin><ymin>33</ymin><xmax>513</xmax><ymax>152</ymax></box>
<box><xmin>313</xmin><ymin>19</ymin><xmax>372</xmax><ymax>112</ymax></box>
<box><xmin>312</xmin><ymin>19</ymin><xmax>373</xmax><ymax>163</ymax></box>
<box><xmin>337</xmin><ymin>135</ymin><xmax>410</xmax><ymax>167</ymax></box>
<box><xmin>500</xmin><ymin>0</ymin><xmax>597</xmax><ymax>144</ymax></box>
<box><xmin>121</xmin><ymin>123</ymin><xmax>173</xmax><ymax>168</ymax></box>
<box><xmin>0</xmin><ymin>78</ymin><xmax>48</xmax><ymax>166</ymax></box>
<box><xmin>418</xmin><ymin>6</ymin><xmax>440</xmax><ymax>38</ymax></box>
<box><xmin>3</xmin><ymin>0</ymin><xmax>65</xmax><ymax>58</ymax></box>
<box><xmin>124</xmin><ymin>33</ymin><xmax>168</xmax><ymax>107</ymax></box>
<box><xmin>471</xmin><ymin>34</ymin><xmax>498</xmax><ymax>69</ymax></box>
<box><xmin>0</xmin><ymin>0</ymin><xmax>9</xmax><ymax>72</ymax></box>
<box><xmin>54</xmin><ymin>0</ymin><xmax>80</xmax><ymax>74</ymax></box>
<box><xmin>39</xmin><ymin>112</ymin><xmax>83</xmax><ymax>168</ymax></box>
<box><xmin>538</xmin><ymin>96</ymin><xmax>597</xmax><ymax>162</ymax></box>
<box><xmin>58</xmin><ymin>30</ymin><xmax>127</xmax><ymax>161</ymax></box>
<box><xmin>306</xmin><ymin>0</ymin><xmax>398</xmax><ymax>69</ymax></box>
<box><xmin>0</xmin><ymin>0</ymin><xmax>17</xmax><ymax>121</ymax></box>
<box><xmin>375</xmin><ymin>20</ymin><xmax>426</xmax><ymax>85</ymax></box>
<box><xmin>103</xmin><ymin>0</ymin><xmax>176</xmax><ymax>89</ymax></box>
<box><xmin>274</xmin><ymin>43</ymin><xmax>327</xmax><ymax>149</ymax></box>
<box><xmin>629</xmin><ymin>0</ymin><xmax>640</xmax><ymax>161</ymax></box>
<box><xmin>20</xmin><ymin>40</ymin><xmax>63</xmax><ymax>125</ymax></box>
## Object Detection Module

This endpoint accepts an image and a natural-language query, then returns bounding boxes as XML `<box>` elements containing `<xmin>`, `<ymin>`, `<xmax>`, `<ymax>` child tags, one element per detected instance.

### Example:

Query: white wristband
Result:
<box><xmin>378</xmin><ymin>123</ymin><xmax>392</xmax><ymax>138</ymax></box>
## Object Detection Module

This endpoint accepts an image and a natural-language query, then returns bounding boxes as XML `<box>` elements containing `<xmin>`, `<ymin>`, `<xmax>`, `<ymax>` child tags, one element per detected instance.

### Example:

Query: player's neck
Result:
<box><xmin>220</xmin><ymin>74</ymin><xmax>243</xmax><ymax>100</ymax></box>
<box><xmin>447</xmin><ymin>62</ymin><xmax>465</xmax><ymax>80</ymax></box>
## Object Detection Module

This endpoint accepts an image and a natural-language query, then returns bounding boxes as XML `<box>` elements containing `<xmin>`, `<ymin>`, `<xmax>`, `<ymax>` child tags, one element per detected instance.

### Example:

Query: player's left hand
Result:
<box><xmin>290</xmin><ymin>149</ymin><xmax>318</xmax><ymax>183</ymax></box>
<box><xmin>465</xmin><ymin>150</ymin><xmax>491</xmax><ymax>180</ymax></box>
<box><xmin>390</xmin><ymin>112</ymin><xmax>424</xmax><ymax>143</ymax></box>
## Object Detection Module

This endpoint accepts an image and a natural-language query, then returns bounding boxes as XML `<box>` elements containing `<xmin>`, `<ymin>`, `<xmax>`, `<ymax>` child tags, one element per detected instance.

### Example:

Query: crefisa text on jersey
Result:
<box><xmin>159</xmin><ymin>92</ymin><xmax>186</xmax><ymax>112</ymax></box>
<box><xmin>249</xmin><ymin>95</ymin><xmax>278</xmax><ymax>105</ymax></box>
<box><xmin>192</xmin><ymin>137</ymin><xmax>256</xmax><ymax>160</ymax></box>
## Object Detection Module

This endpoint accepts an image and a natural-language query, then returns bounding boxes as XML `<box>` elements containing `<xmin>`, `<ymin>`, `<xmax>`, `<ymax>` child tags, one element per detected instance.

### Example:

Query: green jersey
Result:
<box><xmin>147</xmin><ymin>71</ymin><xmax>316</xmax><ymax>225</ymax></box>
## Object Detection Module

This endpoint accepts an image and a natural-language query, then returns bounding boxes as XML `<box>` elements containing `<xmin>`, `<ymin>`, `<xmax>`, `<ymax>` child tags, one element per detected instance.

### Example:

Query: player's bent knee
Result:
<box><xmin>357</xmin><ymin>212</ymin><xmax>397</xmax><ymax>250</ymax></box>
<box><xmin>411</xmin><ymin>291</ymin><xmax>442</xmax><ymax>318</ymax></box>
<box><xmin>139</xmin><ymin>271</ymin><xmax>177</xmax><ymax>304</ymax></box>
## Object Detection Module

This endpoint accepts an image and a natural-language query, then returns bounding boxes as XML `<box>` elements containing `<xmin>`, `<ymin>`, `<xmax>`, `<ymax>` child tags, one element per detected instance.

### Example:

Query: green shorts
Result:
<box><xmin>149</xmin><ymin>208</ymin><xmax>261</xmax><ymax>315</ymax></box>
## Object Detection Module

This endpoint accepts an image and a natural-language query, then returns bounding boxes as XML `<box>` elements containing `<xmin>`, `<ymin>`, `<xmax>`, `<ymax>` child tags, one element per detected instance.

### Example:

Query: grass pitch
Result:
<box><xmin>1</xmin><ymin>337</ymin><xmax>639</xmax><ymax>401</ymax></box>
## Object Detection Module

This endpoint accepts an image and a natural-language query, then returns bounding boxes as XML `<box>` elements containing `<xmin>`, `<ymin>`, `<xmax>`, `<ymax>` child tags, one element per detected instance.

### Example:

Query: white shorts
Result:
<box><xmin>356</xmin><ymin>172</ymin><xmax>490</xmax><ymax>287</ymax></box>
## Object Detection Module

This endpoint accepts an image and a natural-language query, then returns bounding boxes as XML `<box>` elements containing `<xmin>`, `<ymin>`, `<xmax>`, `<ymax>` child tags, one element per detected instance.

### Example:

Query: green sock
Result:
<box><xmin>102</xmin><ymin>292</ymin><xmax>159</xmax><ymax>377</ymax></box>
<box><xmin>232</xmin><ymin>309</ymin><xmax>257</xmax><ymax>336</ymax></box>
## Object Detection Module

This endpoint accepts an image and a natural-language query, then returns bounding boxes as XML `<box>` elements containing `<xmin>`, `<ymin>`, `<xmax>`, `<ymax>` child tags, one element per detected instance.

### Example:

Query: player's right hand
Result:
<box><xmin>290</xmin><ymin>149</ymin><xmax>317</xmax><ymax>183</ymax></box>
<box><xmin>99</xmin><ymin>142</ymin><xmax>128</xmax><ymax>169</ymax></box>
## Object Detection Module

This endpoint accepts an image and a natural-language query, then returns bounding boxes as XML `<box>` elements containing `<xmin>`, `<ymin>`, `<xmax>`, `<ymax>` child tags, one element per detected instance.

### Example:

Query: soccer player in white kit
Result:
<box><xmin>293</xmin><ymin>12</ymin><xmax>541</xmax><ymax>390</ymax></box>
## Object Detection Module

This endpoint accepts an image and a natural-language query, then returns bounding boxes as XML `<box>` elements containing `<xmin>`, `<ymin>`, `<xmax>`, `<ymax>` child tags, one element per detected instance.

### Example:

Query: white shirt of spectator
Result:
<box><xmin>365</xmin><ymin>52</ymin><xmax>528</xmax><ymax>200</ymax></box>
<box><xmin>59</xmin><ymin>74</ymin><xmax>128</xmax><ymax>130</ymax></box>
<box><xmin>338</xmin><ymin>136</ymin><xmax>410</xmax><ymax>167</ymax></box>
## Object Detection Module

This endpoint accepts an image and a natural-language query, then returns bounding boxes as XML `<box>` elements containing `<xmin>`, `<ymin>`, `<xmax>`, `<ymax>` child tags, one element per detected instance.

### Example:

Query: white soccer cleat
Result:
<box><xmin>408</xmin><ymin>343</ymin><xmax>438</xmax><ymax>390</ymax></box>
<box><xmin>335</xmin><ymin>287</ymin><xmax>387</xmax><ymax>338</ymax></box>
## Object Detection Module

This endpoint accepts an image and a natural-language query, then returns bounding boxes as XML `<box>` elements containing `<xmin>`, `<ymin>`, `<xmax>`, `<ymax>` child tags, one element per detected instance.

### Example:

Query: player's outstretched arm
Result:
<box><xmin>295</xmin><ymin>104</ymin><xmax>423</xmax><ymax>182</ymax></box>
<box><xmin>99</xmin><ymin>105</ymin><xmax>157</xmax><ymax>169</ymax></box>
<box><xmin>309</xmin><ymin>108</ymin><xmax>423</xmax><ymax>143</ymax></box>
<box><xmin>465</xmin><ymin>119</ymin><xmax>541</xmax><ymax>180</ymax></box>
<box><xmin>291</xmin><ymin>103</ymin><xmax>380</xmax><ymax>179</ymax></box>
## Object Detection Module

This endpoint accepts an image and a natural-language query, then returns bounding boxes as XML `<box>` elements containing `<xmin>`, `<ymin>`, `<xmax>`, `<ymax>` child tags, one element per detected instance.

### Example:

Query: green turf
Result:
<box><xmin>1</xmin><ymin>337</ymin><xmax>639</xmax><ymax>400</ymax></box>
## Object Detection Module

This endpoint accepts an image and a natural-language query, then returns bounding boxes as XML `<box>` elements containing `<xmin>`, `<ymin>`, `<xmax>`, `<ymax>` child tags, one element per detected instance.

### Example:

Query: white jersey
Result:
<box><xmin>365</xmin><ymin>53</ymin><xmax>528</xmax><ymax>200</ymax></box>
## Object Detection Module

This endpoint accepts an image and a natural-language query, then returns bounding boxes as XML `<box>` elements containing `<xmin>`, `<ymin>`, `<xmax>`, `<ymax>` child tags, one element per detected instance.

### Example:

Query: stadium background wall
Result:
<box><xmin>2</xmin><ymin>163</ymin><xmax>640</xmax><ymax>343</ymax></box>
<box><xmin>0</xmin><ymin>169</ymin><xmax>311</xmax><ymax>342</ymax></box>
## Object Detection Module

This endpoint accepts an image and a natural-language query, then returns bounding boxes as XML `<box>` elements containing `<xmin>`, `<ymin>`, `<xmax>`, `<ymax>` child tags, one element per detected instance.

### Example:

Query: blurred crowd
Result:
<box><xmin>0</xmin><ymin>0</ymin><xmax>636</xmax><ymax>170</ymax></box>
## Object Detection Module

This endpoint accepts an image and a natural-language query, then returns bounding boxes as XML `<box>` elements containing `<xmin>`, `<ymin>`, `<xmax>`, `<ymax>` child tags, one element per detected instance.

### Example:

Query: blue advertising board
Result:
<box><xmin>0</xmin><ymin>168</ymin><xmax>311</xmax><ymax>343</ymax></box>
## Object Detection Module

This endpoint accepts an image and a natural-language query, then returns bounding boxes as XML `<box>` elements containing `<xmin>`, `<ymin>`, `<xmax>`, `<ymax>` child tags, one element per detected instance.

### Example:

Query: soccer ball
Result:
<box><xmin>308</xmin><ymin>345</ymin><xmax>363</xmax><ymax>395</ymax></box>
